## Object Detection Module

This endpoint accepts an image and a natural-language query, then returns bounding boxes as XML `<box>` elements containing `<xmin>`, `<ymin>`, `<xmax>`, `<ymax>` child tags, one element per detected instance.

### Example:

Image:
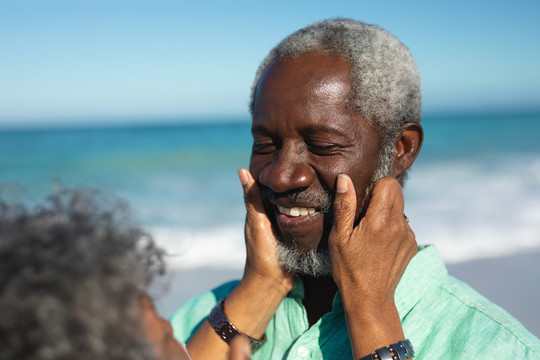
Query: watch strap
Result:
<box><xmin>208</xmin><ymin>297</ymin><xmax>266</xmax><ymax>353</ymax></box>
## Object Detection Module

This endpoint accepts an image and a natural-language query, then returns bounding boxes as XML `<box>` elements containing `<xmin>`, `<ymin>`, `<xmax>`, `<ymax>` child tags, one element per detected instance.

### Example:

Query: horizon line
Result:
<box><xmin>1</xmin><ymin>108</ymin><xmax>539</xmax><ymax>132</ymax></box>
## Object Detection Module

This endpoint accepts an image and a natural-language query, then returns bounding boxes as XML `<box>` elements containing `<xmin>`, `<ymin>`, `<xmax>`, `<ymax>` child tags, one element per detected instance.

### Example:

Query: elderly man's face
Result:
<box><xmin>249</xmin><ymin>52</ymin><xmax>381</xmax><ymax>253</ymax></box>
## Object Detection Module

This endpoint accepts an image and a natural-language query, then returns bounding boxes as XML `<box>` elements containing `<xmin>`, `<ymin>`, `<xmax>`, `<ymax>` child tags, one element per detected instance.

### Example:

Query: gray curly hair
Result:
<box><xmin>0</xmin><ymin>189</ymin><xmax>165</xmax><ymax>360</ymax></box>
<box><xmin>249</xmin><ymin>18</ymin><xmax>422</xmax><ymax>180</ymax></box>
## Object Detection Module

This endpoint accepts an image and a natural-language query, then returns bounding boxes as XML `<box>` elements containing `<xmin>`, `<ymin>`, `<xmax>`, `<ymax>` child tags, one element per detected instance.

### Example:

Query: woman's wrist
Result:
<box><xmin>220</xmin><ymin>276</ymin><xmax>290</xmax><ymax>339</ymax></box>
<box><xmin>239</xmin><ymin>270</ymin><xmax>294</xmax><ymax>298</ymax></box>
<box><xmin>342</xmin><ymin>298</ymin><xmax>406</xmax><ymax>360</ymax></box>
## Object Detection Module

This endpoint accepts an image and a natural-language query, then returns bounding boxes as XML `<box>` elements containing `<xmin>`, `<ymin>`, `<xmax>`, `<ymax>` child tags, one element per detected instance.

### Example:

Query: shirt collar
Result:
<box><xmin>394</xmin><ymin>244</ymin><xmax>447</xmax><ymax>318</ymax></box>
<box><xmin>288</xmin><ymin>276</ymin><xmax>305</xmax><ymax>299</ymax></box>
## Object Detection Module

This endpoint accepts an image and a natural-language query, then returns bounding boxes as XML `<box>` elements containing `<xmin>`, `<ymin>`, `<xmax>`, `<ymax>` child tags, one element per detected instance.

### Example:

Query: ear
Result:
<box><xmin>390</xmin><ymin>122</ymin><xmax>424</xmax><ymax>181</ymax></box>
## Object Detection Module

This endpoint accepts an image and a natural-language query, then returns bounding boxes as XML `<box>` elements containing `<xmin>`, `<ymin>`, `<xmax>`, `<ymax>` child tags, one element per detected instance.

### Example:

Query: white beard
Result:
<box><xmin>276</xmin><ymin>241</ymin><xmax>332</xmax><ymax>277</ymax></box>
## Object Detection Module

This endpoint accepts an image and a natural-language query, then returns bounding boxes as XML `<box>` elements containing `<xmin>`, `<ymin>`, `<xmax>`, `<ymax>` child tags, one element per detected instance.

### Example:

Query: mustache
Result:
<box><xmin>260</xmin><ymin>186</ymin><xmax>334</xmax><ymax>214</ymax></box>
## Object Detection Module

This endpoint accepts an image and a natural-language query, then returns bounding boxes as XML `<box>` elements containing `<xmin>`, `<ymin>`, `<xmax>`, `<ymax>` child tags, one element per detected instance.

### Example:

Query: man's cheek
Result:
<box><xmin>248</xmin><ymin>161</ymin><xmax>264</xmax><ymax>183</ymax></box>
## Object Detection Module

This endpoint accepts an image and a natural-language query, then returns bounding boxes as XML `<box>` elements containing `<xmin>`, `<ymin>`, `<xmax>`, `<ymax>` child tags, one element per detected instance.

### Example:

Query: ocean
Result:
<box><xmin>1</xmin><ymin>113</ymin><xmax>539</xmax><ymax>270</ymax></box>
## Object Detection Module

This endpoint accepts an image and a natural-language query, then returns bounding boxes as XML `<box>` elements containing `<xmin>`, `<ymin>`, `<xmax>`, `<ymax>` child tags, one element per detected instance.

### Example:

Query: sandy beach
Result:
<box><xmin>153</xmin><ymin>249</ymin><xmax>540</xmax><ymax>339</ymax></box>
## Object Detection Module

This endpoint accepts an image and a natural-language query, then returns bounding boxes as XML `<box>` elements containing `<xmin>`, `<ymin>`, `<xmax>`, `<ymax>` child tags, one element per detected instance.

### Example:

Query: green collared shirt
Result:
<box><xmin>171</xmin><ymin>245</ymin><xmax>540</xmax><ymax>359</ymax></box>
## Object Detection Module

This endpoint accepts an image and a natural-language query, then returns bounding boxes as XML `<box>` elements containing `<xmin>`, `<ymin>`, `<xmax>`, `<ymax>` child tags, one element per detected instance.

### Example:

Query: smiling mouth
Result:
<box><xmin>277</xmin><ymin>205</ymin><xmax>317</xmax><ymax>217</ymax></box>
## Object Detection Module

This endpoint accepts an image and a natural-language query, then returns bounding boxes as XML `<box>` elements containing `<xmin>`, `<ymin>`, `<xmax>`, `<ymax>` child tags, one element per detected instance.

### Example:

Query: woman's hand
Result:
<box><xmin>187</xmin><ymin>169</ymin><xmax>294</xmax><ymax>360</ymax></box>
<box><xmin>329</xmin><ymin>175</ymin><xmax>417</xmax><ymax>359</ymax></box>
<box><xmin>237</xmin><ymin>168</ymin><xmax>296</xmax><ymax>295</ymax></box>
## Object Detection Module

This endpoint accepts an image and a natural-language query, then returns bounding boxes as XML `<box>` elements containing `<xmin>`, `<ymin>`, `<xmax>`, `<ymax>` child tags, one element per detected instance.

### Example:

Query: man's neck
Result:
<box><xmin>301</xmin><ymin>275</ymin><xmax>339</xmax><ymax>326</ymax></box>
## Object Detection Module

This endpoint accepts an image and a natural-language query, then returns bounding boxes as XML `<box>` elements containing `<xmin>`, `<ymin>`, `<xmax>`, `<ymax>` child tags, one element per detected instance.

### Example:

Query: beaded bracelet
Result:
<box><xmin>359</xmin><ymin>339</ymin><xmax>414</xmax><ymax>360</ymax></box>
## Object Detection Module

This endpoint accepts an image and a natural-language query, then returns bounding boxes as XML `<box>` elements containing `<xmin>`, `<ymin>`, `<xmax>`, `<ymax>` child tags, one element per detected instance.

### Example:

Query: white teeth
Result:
<box><xmin>277</xmin><ymin>206</ymin><xmax>289</xmax><ymax>215</ymax></box>
<box><xmin>277</xmin><ymin>206</ymin><xmax>316</xmax><ymax>217</ymax></box>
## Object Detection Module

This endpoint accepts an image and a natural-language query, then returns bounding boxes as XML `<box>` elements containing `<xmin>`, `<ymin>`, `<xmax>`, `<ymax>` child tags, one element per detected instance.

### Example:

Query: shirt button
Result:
<box><xmin>297</xmin><ymin>346</ymin><xmax>309</xmax><ymax>357</ymax></box>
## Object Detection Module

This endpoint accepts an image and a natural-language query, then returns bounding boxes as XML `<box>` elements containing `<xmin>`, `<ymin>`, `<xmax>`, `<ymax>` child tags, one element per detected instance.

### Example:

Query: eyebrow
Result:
<box><xmin>251</xmin><ymin>123</ymin><xmax>351</xmax><ymax>138</ymax></box>
<box><xmin>301</xmin><ymin>124</ymin><xmax>350</xmax><ymax>138</ymax></box>
<box><xmin>251</xmin><ymin>124</ymin><xmax>272</xmax><ymax>136</ymax></box>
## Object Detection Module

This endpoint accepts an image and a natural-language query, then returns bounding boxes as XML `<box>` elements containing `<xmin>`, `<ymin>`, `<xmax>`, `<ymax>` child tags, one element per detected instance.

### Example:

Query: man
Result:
<box><xmin>0</xmin><ymin>190</ymin><xmax>250</xmax><ymax>360</ymax></box>
<box><xmin>171</xmin><ymin>19</ymin><xmax>540</xmax><ymax>359</ymax></box>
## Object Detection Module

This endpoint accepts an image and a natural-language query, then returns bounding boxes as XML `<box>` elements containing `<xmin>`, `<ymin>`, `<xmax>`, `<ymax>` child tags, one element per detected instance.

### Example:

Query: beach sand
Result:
<box><xmin>154</xmin><ymin>250</ymin><xmax>540</xmax><ymax>338</ymax></box>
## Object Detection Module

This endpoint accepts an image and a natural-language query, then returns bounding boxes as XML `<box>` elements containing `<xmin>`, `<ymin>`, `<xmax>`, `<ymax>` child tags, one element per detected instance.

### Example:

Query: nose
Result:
<box><xmin>258</xmin><ymin>141</ymin><xmax>315</xmax><ymax>193</ymax></box>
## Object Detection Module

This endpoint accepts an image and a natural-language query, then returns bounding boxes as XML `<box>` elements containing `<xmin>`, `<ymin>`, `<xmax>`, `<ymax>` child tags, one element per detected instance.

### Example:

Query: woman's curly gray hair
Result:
<box><xmin>250</xmin><ymin>18</ymin><xmax>422</xmax><ymax>181</ymax></box>
<box><xmin>0</xmin><ymin>189</ymin><xmax>165</xmax><ymax>360</ymax></box>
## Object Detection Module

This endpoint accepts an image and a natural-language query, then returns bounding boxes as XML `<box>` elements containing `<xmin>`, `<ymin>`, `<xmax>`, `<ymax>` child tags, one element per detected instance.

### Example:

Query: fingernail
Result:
<box><xmin>336</xmin><ymin>174</ymin><xmax>348</xmax><ymax>193</ymax></box>
<box><xmin>238</xmin><ymin>169</ymin><xmax>249</xmax><ymax>186</ymax></box>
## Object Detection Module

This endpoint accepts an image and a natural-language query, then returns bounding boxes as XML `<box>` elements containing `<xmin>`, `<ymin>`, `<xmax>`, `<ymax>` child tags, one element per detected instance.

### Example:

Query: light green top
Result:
<box><xmin>171</xmin><ymin>245</ymin><xmax>540</xmax><ymax>359</ymax></box>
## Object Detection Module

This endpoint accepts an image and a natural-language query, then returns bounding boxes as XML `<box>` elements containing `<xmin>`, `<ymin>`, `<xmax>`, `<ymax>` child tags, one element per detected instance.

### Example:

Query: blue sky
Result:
<box><xmin>1</xmin><ymin>0</ymin><xmax>539</xmax><ymax>127</ymax></box>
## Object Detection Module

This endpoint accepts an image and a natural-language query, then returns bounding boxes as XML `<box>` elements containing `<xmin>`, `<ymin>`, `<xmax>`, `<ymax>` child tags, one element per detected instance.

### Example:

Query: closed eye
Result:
<box><xmin>252</xmin><ymin>140</ymin><xmax>277</xmax><ymax>154</ymax></box>
<box><xmin>308</xmin><ymin>142</ymin><xmax>343</xmax><ymax>156</ymax></box>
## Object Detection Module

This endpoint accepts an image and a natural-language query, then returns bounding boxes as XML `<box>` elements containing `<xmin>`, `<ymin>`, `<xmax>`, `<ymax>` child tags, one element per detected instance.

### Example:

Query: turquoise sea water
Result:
<box><xmin>1</xmin><ymin>113</ymin><xmax>539</xmax><ymax>269</ymax></box>
<box><xmin>1</xmin><ymin>122</ymin><xmax>252</xmax><ymax>228</ymax></box>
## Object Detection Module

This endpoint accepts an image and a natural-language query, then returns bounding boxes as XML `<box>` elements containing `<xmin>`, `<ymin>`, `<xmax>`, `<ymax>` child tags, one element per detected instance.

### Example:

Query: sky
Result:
<box><xmin>0</xmin><ymin>0</ymin><xmax>539</xmax><ymax>128</ymax></box>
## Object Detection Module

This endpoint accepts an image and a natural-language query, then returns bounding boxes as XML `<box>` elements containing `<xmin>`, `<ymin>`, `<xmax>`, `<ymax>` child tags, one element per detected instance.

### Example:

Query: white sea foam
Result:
<box><xmin>406</xmin><ymin>154</ymin><xmax>540</xmax><ymax>263</ymax></box>
<box><xmin>149</xmin><ymin>224</ymin><xmax>247</xmax><ymax>270</ymax></box>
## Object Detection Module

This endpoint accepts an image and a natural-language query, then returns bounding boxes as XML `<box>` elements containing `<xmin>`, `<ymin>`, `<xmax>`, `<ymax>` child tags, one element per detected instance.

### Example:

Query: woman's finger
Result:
<box><xmin>229</xmin><ymin>335</ymin><xmax>252</xmax><ymax>360</ymax></box>
<box><xmin>363</xmin><ymin>177</ymin><xmax>405</xmax><ymax>223</ymax></box>
<box><xmin>238</xmin><ymin>168</ymin><xmax>270</xmax><ymax>221</ymax></box>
